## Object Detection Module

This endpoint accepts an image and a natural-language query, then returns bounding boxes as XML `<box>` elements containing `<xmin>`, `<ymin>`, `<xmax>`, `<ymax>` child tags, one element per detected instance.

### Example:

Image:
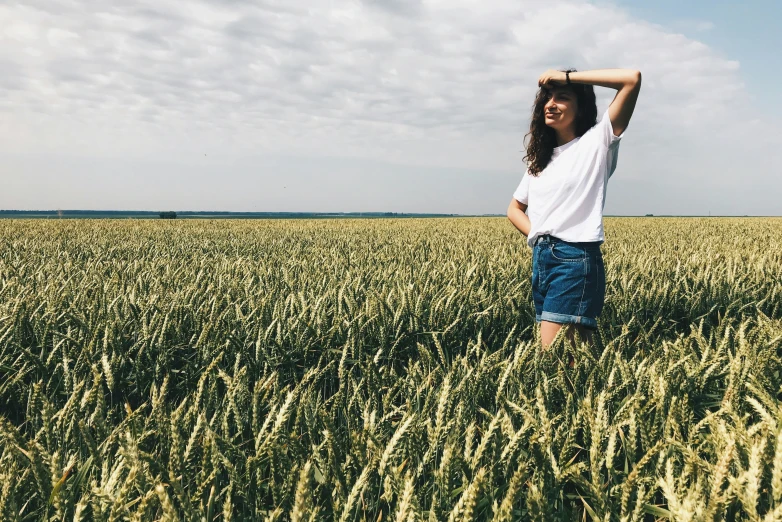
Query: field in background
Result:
<box><xmin>1</xmin><ymin>217</ymin><xmax>781</xmax><ymax>520</ymax></box>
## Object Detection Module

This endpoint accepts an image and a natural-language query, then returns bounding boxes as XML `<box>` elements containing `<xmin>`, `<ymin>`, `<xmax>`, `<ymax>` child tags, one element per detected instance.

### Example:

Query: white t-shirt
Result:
<box><xmin>513</xmin><ymin>107</ymin><xmax>624</xmax><ymax>248</ymax></box>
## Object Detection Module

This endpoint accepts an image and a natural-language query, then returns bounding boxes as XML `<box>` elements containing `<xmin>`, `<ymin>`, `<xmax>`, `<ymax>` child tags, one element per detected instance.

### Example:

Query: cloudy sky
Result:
<box><xmin>2</xmin><ymin>0</ymin><xmax>780</xmax><ymax>215</ymax></box>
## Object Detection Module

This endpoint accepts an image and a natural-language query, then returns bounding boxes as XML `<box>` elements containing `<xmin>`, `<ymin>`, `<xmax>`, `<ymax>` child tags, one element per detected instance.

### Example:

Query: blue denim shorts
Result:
<box><xmin>532</xmin><ymin>234</ymin><xmax>605</xmax><ymax>330</ymax></box>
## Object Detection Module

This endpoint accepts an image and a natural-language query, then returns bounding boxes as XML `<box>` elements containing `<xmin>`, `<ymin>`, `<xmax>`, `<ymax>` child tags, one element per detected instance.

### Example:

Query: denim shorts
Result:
<box><xmin>531</xmin><ymin>234</ymin><xmax>605</xmax><ymax>330</ymax></box>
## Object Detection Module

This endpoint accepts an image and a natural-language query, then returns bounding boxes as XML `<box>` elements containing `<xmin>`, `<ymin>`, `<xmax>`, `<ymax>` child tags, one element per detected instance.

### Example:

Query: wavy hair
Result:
<box><xmin>522</xmin><ymin>68</ymin><xmax>597</xmax><ymax>176</ymax></box>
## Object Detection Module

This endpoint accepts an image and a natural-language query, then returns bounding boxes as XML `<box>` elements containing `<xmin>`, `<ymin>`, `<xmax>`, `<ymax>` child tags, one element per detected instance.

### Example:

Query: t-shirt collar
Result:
<box><xmin>553</xmin><ymin>136</ymin><xmax>579</xmax><ymax>155</ymax></box>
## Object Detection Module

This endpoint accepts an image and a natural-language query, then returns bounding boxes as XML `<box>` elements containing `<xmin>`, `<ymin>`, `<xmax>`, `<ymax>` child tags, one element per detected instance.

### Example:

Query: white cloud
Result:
<box><xmin>0</xmin><ymin>0</ymin><xmax>779</xmax><ymax>214</ymax></box>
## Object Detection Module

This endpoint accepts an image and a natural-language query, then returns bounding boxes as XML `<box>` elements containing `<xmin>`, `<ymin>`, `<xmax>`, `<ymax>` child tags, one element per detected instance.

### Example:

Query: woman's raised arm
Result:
<box><xmin>538</xmin><ymin>68</ymin><xmax>642</xmax><ymax>136</ymax></box>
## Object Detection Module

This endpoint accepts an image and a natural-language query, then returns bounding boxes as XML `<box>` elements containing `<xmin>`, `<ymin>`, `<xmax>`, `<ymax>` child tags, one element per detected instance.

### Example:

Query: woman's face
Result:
<box><xmin>543</xmin><ymin>87</ymin><xmax>578</xmax><ymax>132</ymax></box>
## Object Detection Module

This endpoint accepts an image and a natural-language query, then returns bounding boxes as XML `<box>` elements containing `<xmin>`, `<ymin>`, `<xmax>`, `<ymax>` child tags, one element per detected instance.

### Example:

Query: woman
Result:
<box><xmin>507</xmin><ymin>68</ymin><xmax>642</xmax><ymax>349</ymax></box>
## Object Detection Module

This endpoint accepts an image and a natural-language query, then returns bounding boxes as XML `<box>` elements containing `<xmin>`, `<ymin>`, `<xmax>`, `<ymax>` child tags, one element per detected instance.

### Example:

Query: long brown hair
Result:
<box><xmin>523</xmin><ymin>68</ymin><xmax>597</xmax><ymax>176</ymax></box>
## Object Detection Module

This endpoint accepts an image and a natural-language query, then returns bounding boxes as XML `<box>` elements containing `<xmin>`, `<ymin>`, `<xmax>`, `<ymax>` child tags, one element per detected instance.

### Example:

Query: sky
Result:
<box><xmin>2</xmin><ymin>0</ymin><xmax>780</xmax><ymax>215</ymax></box>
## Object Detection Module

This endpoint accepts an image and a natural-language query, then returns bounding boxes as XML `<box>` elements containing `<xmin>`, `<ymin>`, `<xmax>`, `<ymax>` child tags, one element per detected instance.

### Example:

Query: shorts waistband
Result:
<box><xmin>533</xmin><ymin>234</ymin><xmax>601</xmax><ymax>247</ymax></box>
<box><xmin>533</xmin><ymin>234</ymin><xmax>557</xmax><ymax>246</ymax></box>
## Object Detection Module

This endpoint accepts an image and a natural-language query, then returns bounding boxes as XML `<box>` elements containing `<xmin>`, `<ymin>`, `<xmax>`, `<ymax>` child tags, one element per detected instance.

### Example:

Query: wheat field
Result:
<box><xmin>1</xmin><ymin>217</ymin><xmax>781</xmax><ymax>521</ymax></box>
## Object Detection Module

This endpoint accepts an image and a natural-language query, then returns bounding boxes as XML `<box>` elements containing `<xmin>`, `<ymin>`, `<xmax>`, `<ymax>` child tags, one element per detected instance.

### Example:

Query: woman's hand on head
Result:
<box><xmin>538</xmin><ymin>69</ymin><xmax>567</xmax><ymax>87</ymax></box>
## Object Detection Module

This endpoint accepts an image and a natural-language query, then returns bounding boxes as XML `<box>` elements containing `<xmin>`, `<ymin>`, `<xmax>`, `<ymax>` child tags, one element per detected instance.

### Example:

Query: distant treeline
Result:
<box><xmin>0</xmin><ymin>210</ymin><xmax>472</xmax><ymax>219</ymax></box>
<box><xmin>0</xmin><ymin>211</ymin><xmax>763</xmax><ymax>219</ymax></box>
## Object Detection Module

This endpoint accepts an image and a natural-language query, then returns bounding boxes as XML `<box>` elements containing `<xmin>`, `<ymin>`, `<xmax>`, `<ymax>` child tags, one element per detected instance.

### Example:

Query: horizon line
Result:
<box><xmin>0</xmin><ymin>210</ymin><xmax>778</xmax><ymax>218</ymax></box>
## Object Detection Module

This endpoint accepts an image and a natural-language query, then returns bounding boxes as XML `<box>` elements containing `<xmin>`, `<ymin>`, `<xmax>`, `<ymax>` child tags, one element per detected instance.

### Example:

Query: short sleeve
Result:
<box><xmin>512</xmin><ymin>170</ymin><xmax>530</xmax><ymax>205</ymax></box>
<box><xmin>593</xmin><ymin>108</ymin><xmax>624</xmax><ymax>149</ymax></box>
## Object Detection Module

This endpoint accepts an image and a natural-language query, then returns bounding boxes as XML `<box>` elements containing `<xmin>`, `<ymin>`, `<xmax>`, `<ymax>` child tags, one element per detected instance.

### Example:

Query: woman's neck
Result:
<box><xmin>555</xmin><ymin>128</ymin><xmax>577</xmax><ymax>147</ymax></box>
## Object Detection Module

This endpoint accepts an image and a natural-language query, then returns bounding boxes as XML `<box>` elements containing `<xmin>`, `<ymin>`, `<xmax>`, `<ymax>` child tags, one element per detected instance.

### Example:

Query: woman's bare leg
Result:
<box><xmin>540</xmin><ymin>321</ymin><xmax>594</xmax><ymax>349</ymax></box>
<box><xmin>540</xmin><ymin>320</ymin><xmax>565</xmax><ymax>348</ymax></box>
